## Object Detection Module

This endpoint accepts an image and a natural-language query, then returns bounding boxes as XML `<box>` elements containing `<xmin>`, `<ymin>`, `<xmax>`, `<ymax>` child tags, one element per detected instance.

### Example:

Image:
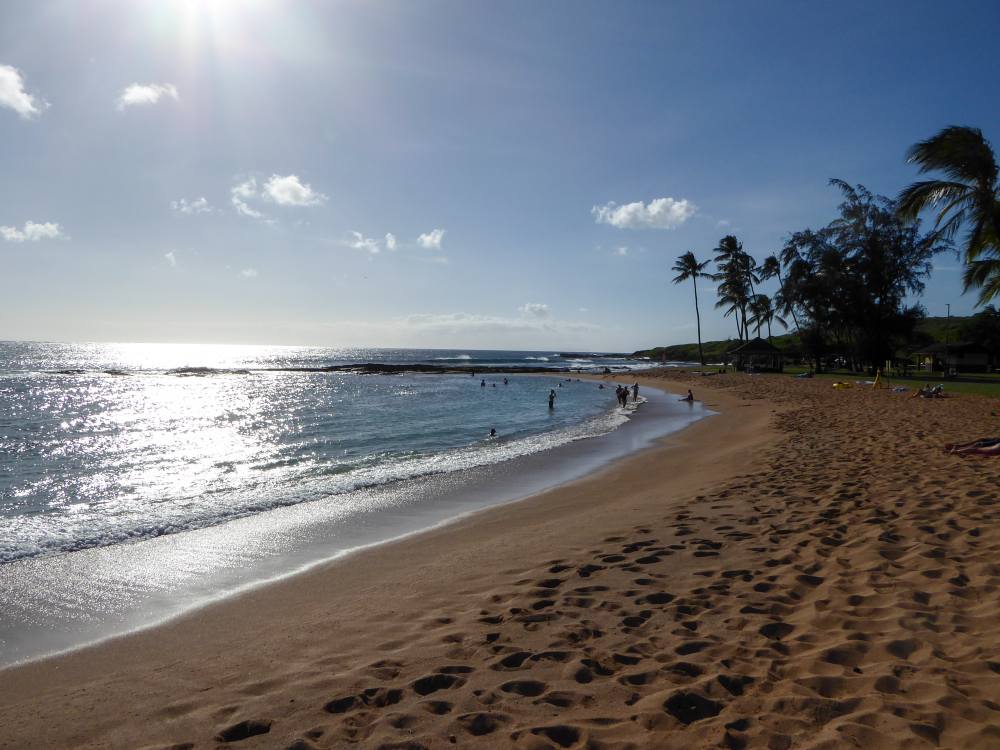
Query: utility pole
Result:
<box><xmin>946</xmin><ymin>304</ymin><xmax>951</xmax><ymax>377</ymax></box>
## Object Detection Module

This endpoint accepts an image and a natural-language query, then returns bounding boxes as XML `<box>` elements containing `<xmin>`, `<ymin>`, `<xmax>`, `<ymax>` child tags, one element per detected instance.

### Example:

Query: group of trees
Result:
<box><xmin>672</xmin><ymin>126</ymin><xmax>1000</xmax><ymax>371</ymax></box>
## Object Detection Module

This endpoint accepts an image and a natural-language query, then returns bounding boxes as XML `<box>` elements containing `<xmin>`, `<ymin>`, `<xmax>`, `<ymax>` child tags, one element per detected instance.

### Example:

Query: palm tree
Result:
<box><xmin>748</xmin><ymin>294</ymin><xmax>787</xmax><ymax>342</ymax></box>
<box><xmin>897</xmin><ymin>126</ymin><xmax>1000</xmax><ymax>304</ymax></box>
<box><xmin>672</xmin><ymin>251</ymin><xmax>710</xmax><ymax>365</ymax></box>
<box><xmin>713</xmin><ymin>235</ymin><xmax>756</xmax><ymax>340</ymax></box>
<box><xmin>760</xmin><ymin>254</ymin><xmax>801</xmax><ymax>333</ymax></box>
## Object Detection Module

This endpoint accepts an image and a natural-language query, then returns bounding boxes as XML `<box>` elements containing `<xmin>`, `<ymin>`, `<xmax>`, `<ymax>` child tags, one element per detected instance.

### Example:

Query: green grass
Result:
<box><xmin>779</xmin><ymin>366</ymin><xmax>1000</xmax><ymax>397</ymax></box>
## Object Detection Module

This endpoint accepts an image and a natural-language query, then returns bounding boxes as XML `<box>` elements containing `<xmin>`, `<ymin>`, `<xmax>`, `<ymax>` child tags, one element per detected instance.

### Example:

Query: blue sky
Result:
<box><xmin>1</xmin><ymin>0</ymin><xmax>998</xmax><ymax>351</ymax></box>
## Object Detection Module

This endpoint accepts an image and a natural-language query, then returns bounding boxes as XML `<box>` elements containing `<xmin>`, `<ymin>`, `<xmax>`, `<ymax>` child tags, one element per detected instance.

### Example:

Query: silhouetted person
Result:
<box><xmin>548</xmin><ymin>389</ymin><xmax>556</xmax><ymax>409</ymax></box>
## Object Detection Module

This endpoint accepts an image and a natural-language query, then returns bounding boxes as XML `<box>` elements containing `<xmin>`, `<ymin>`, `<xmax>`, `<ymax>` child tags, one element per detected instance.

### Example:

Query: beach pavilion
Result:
<box><xmin>727</xmin><ymin>337</ymin><xmax>785</xmax><ymax>373</ymax></box>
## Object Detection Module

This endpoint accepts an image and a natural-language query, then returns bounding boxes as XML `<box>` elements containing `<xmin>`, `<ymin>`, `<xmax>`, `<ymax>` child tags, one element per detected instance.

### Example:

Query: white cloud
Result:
<box><xmin>518</xmin><ymin>302</ymin><xmax>550</xmax><ymax>318</ymax></box>
<box><xmin>578</xmin><ymin>307</ymin><xmax>589</xmax><ymax>313</ymax></box>
<box><xmin>716</xmin><ymin>219</ymin><xmax>731</xmax><ymax>229</ymax></box>
<box><xmin>614</xmin><ymin>246</ymin><xmax>629</xmax><ymax>256</ymax></box>
<box><xmin>231</xmin><ymin>178</ymin><xmax>269</xmax><ymax>220</ymax></box>
<box><xmin>171</xmin><ymin>197</ymin><xmax>215</xmax><ymax>215</ymax></box>
<box><xmin>385</xmin><ymin>232</ymin><xmax>397</xmax><ymax>251</ymax></box>
<box><xmin>263</xmin><ymin>174</ymin><xmax>326</xmax><ymax>206</ymax></box>
<box><xmin>592</xmin><ymin>197</ymin><xmax>696</xmax><ymax>230</ymax></box>
<box><xmin>240</xmin><ymin>268</ymin><xmax>258</xmax><ymax>278</ymax></box>
<box><xmin>1</xmin><ymin>221</ymin><xmax>66</xmax><ymax>242</ymax></box>
<box><xmin>417</xmin><ymin>228</ymin><xmax>445</xmax><ymax>249</ymax></box>
<box><xmin>164</xmin><ymin>251</ymin><xmax>177</xmax><ymax>267</ymax></box>
<box><xmin>0</xmin><ymin>64</ymin><xmax>46</xmax><ymax>119</ymax></box>
<box><xmin>116</xmin><ymin>83</ymin><xmax>179</xmax><ymax>111</ymax></box>
<box><xmin>347</xmin><ymin>231</ymin><xmax>381</xmax><ymax>255</ymax></box>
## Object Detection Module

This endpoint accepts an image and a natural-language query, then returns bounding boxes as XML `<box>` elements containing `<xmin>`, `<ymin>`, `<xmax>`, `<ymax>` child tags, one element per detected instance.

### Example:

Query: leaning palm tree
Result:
<box><xmin>672</xmin><ymin>251</ymin><xmax>710</xmax><ymax>365</ymax></box>
<box><xmin>897</xmin><ymin>126</ymin><xmax>1000</xmax><ymax>304</ymax></box>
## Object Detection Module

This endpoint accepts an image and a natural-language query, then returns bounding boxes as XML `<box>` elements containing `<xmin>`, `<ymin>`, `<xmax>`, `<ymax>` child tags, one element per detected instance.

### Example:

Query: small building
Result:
<box><xmin>912</xmin><ymin>342</ymin><xmax>991</xmax><ymax>373</ymax></box>
<box><xmin>727</xmin><ymin>337</ymin><xmax>785</xmax><ymax>372</ymax></box>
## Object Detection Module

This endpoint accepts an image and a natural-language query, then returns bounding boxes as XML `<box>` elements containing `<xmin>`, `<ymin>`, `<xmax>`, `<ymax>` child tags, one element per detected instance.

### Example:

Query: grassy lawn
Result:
<box><xmin>780</xmin><ymin>366</ymin><xmax>1000</xmax><ymax>398</ymax></box>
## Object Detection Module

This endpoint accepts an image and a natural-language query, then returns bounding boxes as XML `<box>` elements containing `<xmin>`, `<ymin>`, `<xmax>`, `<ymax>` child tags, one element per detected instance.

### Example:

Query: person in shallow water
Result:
<box><xmin>632</xmin><ymin>382</ymin><xmax>639</xmax><ymax>401</ymax></box>
<box><xmin>481</xmin><ymin>379</ymin><xmax>486</xmax><ymax>387</ymax></box>
<box><xmin>503</xmin><ymin>377</ymin><xmax>508</xmax><ymax>385</ymax></box>
<box><xmin>489</xmin><ymin>427</ymin><xmax>497</xmax><ymax>438</ymax></box>
<box><xmin>548</xmin><ymin>389</ymin><xmax>556</xmax><ymax>409</ymax></box>
<box><xmin>680</xmin><ymin>389</ymin><xmax>694</xmax><ymax>402</ymax></box>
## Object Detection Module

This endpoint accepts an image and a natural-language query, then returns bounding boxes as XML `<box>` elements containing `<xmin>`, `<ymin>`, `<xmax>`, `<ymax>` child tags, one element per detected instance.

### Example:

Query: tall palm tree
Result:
<box><xmin>672</xmin><ymin>251</ymin><xmax>710</xmax><ymax>365</ymax></box>
<box><xmin>897</xmin><ymin>126</ymin><xmax>1000</xmax><ymax>304</ymax></box>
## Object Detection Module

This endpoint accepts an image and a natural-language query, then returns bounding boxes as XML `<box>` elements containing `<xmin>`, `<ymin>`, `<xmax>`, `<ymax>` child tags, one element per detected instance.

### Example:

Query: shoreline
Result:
<box><xmin>0</xmin><ymin>375</ymin><xmax>762</xmax><ymax>748</ymax></box>
<box><xmin>0</xmin><ymin>376</ymin><xmax>707</xmax><ymax>669</ymax></box>
<box><xmin>11</xmin><ymin>372</ymin><xmax>995</xmax><ymax>749</ymax></box>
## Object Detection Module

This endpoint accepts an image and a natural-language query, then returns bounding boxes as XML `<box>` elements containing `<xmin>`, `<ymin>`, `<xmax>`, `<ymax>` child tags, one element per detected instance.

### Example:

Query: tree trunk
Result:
<box><xmin>692</xmin><ymin>278</ymin><xmax>705</xmax><ymax>366</ymax></box>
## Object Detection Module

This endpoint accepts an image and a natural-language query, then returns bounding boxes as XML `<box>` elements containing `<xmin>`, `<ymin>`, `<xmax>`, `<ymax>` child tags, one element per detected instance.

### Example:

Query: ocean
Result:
<box><xmin>0</xmin><ymin>341</ymin><xmax>704</xmax><ymax>664</ymax></box>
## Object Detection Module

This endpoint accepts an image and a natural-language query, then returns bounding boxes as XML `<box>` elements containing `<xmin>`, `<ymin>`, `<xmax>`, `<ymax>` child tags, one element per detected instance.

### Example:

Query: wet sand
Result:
<box><xmin>2</xmin><ymin>372</ymin><xmax>999</xmax><ymax>749</ymax></box>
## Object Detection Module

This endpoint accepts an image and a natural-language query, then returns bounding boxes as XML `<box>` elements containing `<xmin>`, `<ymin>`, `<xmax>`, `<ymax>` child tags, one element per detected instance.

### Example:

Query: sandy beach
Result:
<box><xmin>2</xmin><ymin>372</ymin><xmax>999</xmax><ymax>749</ymax></box>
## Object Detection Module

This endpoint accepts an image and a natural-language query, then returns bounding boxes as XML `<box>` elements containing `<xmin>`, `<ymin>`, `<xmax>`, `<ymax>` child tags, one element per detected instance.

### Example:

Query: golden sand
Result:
<box><xmin>1</xmin><ymin>372</ymin><xmax>999</xmax><ymax>749</ymax></box>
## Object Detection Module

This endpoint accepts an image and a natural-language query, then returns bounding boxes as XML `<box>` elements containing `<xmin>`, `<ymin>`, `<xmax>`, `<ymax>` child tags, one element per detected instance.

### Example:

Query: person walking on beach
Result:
<box><xmin>548</xmin><ymin>389</ymin><xmax>556</xmax><ymax>409</ymax></box>
<box><xmin>632</xmin><ymin>382</ymin><xmax>639</xmax><ymax>401</ymax></box>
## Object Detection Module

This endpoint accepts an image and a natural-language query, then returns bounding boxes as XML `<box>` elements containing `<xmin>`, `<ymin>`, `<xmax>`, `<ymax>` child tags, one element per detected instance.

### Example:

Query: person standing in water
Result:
<box><xmin>548</xmin><ymin>389</ymin><xmax>556</xmax><ymax>409</ymax></box>
<box><xmin>632</xmin><ymin>382</ymin><xmax>639</xmax><ymax>401</ymax></box>
<box><xmin>481</xmin><ymin>379</ymin><xmax>486</xmax><ymax>387</ymax></box>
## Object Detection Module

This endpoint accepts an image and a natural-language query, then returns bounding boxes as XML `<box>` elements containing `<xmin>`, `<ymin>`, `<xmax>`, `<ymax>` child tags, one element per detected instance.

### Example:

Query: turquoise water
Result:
<box><xmin>1</xmin><ymin>342</ymin><xmax>653</xmax><ymax>563</ymax></box>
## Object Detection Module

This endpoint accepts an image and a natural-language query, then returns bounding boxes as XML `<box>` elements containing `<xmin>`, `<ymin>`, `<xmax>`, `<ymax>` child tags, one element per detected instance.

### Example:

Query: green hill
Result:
<box><xmin>634</xmin><ymin>315</ymin><xmax>970</xmax><ymax>362</ymax></box>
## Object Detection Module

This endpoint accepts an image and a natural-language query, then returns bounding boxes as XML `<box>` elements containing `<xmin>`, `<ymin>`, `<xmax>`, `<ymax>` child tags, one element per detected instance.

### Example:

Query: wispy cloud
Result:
<box><xmin>592</xmin><ymin>197</ymin><xmax>696</xmax><ymax>230</ymax></box>
<box><xmin>116</xmin><ymin>83</ymin><xmax>178</xmax><ymax>111</ymax></box>
<box><xmin>171</xmin><ymin>197</ymin><xmax>216</xmax><ymax>215</ymax></box>
<box><xmin>346</xmin><ymin>231</ymin><xmax>381</xmax><ymax>255</ymax></box>
<box><xmin>385</xmin><ymin>232</ymin><xmax>397</xmax><ymax>251</ymax></box>
<box><xmin>231</xmin><ymin>178</ymin><xmax>269</xmax><ymax>220</ymax></box>
<box><xmin>399</xmin><ymin>312</ymin><xmax>599</xmax><ymax>337</ymax></box>
<box><xmin>164</xmin><ymin>250</ymin><xmax>177</xmax><ymax>267</ymax></box>
<box><xmin>0</xmin><ymin>64</ymin><xmax>46</xmax><ymax>119</ymax></box>
<box><xmin>240</xmin><ymin>268</ymin><xmax>258</xmax><ymax>278</ymax></box>
<box><xmin>263</xmin><ymin>174</ymin><xmax>326</xmax><ymax>206</ymax></box>
<box><xmin>417</xmin><ymin>228</ymin><xmax>445</xmax><ymax>249</ymax></box>
<box><xmin>1</xmin><ymin>220</ymin><xmax>66</xmax><ymax>242</ymax></box>
<box><xmin>518</xmin><ymin>302</ymin><xmax>550</xmax><ymax>318</ymax></box>
<box><xmin>614</xmin><ymin>246</ymin><xmax>629</xmax><ymax>256</ymax></box>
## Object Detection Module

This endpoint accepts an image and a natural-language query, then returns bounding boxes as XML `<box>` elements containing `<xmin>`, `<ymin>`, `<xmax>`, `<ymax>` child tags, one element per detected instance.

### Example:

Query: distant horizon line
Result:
<box><xmin>0</xmin><ymin>338</ymin><xmax>636</xmax><ymax>355</ymax></box>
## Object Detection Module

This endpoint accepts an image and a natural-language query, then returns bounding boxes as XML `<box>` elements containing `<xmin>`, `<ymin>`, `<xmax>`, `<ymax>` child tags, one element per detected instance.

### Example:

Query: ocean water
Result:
<box><xmin>0</xmin><ymin>342</ymin><xmax>704</xmax><ymax>664</ymax></box>
<box><xmin>0</xmin><ymin>342</ymin><xmax>656</xmax><ymax>563</ymax></box>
